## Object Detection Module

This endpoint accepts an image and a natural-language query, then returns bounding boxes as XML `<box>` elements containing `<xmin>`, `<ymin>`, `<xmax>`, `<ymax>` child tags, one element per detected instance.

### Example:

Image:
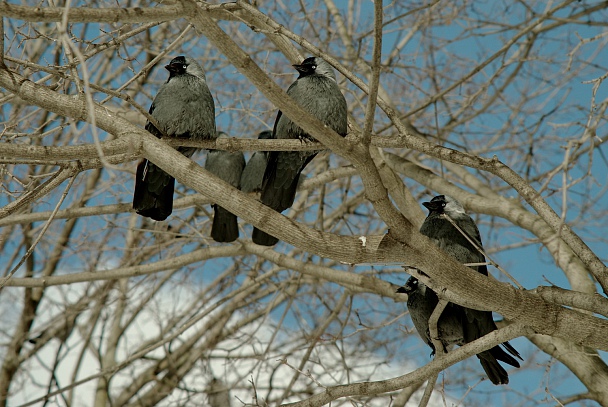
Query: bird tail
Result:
<box><xmin>259</xmin><ymin>164</ymin><xmax>302</xmax><ymax>213</ymax></box>
<box><xmin>491</xmin><ymin>342</ymin><xmax>521</xmax><ymax>368</ymax></box>
<box><xmin>260</xmin><ymin>151</ymin><xmax>316</xmax><ymax>212</ymax></box>
<box><xmin>253</xmin><ymin>151</ymin><xmax>316</xmax><ymax>246</ymax></box>
<box><xmin>477</xmin><ymin>343</ymin><xmax>521</xmax><ymax>385</ymax></box>
<box><xmin>211</xmin><ymin>205</ymin><xmax>239</xmax><ymax>243</ymax></box>
<box><xmin>252</xmin><ymin>227</ymin><xmax>279</xmax><ymax>246</ymax></box>
<box><xmin>133</xmin><ymin>159</ymin><xmax>175</xmax><ymax>221</ymax></box>
<box><xmin>252</xmin><ymin>165</ymin><xmax>299</xmax><ymax>245</ymax></box>
<box><xmin>477</xmin><ymin>354</ymin><xmax>510</xmax><ymax>385</ymax></box>
<box><xmin>500</xmin><ymin>340</ymin><xmax>523</xmax><ymax>363</ymax></box>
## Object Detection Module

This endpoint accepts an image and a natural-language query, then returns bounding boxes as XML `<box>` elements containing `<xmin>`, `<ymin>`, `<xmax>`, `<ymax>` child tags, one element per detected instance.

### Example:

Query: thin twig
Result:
<box><xmin>361</xmin><ymin>0</ymin><xmax>383</xmax><ymax>145</ymax></box>
<box><xmin>441</xmin><ymin>213</ymin><xmax>523</xmax><ymax>289</ymax></box>
<box><xmin>419</xmin><ymin>298</ymin><xmax>448</xmax><ymax>407</ymax></box>
<box><xmin>418</xmin><ymin>372</ymin><xmax>438</xmax><ymax>407</ymax></box>
<box><xmin>0</xmin><ymin>174</ymin><xmax>76</xmax><ymax>290</ymax></box>
<box><xmin>0</xmin><ymin>166</ymin><xmax>74</xmax><ymax>219</ymax></box>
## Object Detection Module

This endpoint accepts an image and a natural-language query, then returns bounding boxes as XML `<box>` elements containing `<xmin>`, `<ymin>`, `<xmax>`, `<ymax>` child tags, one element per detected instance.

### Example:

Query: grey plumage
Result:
<box><xmin>240</xmin><ymin>131</ymin><xmax>272</xmax><ymax>193</ymax></box>
<box><xmin>399</xmin><ymin>195</ymin><xmax>522</xmax><ymax>385</ymax></box>
<box><xmin>133</xmin><ymin>55</ymin><xmax>216</xmax><ymax>221</ymax></box>
<box><xmin>398</xmin><ymin>277</ymin><xmax>465</xmax><ymax>352</ymax></box>
<box><xmin>252</xmin><ymin>57</ymin><xmax>348</xmax><ymax>246</ymax></box>
<box><xmin>205</xmin><ymin>132</ymin><xmax>245</xmax><ymax>242</ymax></box>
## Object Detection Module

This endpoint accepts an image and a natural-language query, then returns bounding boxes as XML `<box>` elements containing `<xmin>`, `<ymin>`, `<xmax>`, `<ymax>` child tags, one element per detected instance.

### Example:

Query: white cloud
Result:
<box><xmin>8</xmin><ymin>283</ymin><xmax>449</xmax><ymax>407</ymax></box>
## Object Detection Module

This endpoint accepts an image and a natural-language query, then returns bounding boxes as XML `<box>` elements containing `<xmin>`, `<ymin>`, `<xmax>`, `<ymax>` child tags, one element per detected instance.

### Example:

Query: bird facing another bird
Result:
<box><xmin>130</xmin><ymin>57</ymin><xmax>521</xmax><ymax>386</ymax></box>
<box><xmin>398</xmin><ymin>195</ymin><xmax>522</xmax><ymax>385</ymax></box>
<box><xmin>204</xmin><ymin>132</ymin><xmax>246</xmax><ymax>242</ymax></box>
<box><xmin>252</xmin><ymin>56</ymin><xmax>348</xmax><ymax>246</ymax></box>
<box><xmin>133</xmin><ymin>56</ymin><xmax>346</xmax><ymax>247</ymax></box>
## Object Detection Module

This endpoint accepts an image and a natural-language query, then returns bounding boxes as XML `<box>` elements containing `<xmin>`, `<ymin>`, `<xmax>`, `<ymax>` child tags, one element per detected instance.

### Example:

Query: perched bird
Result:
<box><xmin>252</xmin><ymin>56</ymin><xmax>348</xmax><ymax>246</ymax></box>
<box><xmin>398</xmin><ymin>277</ymin><xmax>465</xmax><ymax>354</ymax></box>
<box><xmin>398</xmin><ymin>195</ymin><xmax>522</xmax><ymax>385</ymax></box>
<box><xmin>240</xmin><ymin>130</ymin><xmax>272</xmax><ymax>193</ymax></box>
<box><xmin>205</xmin><ymin>132</ymin><xmax>246</xmax><ymax>242</ymax></box>
<box><xmin>133</xmin><ymin>55</ymin><xmax>216</xmax><ymax>221</ymax></box>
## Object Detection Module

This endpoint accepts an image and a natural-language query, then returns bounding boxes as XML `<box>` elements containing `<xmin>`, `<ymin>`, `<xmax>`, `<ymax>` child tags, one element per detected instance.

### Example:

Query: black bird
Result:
<box><xmin>240</xmin><ymin>131</ymin><xmax>272</xmax><ymax>193</ymax></box>
<box><xmin>398</xmin><ymin>195</ymin><xmax>522</xmax><ymax>385</ymax></box>
<box><xmin>398</xmin><ymin>277</ymin><xmax>465</xmax><ymax>354</ymax></box>
<box><xmin>133</xmin><ymin>55</ymin><xmax>216</xmax><ymax>221</ymax></box>
<box><xmin>252</xmin><ymin>57</ymin><xmax>348</xmax><ymax>246</ymax></box>
<box><xmin>205</xmin><ymin>132</ymin><xmax>246</xmax><ymax>242</ymax></box>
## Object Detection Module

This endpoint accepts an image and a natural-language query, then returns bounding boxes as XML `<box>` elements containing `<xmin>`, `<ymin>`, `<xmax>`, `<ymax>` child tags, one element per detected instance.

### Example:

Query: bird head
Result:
<box><xmin>258</xmin><ymin>130</ymin><xmax>272</xmax><ymax>140</ymax></box>
<box><xmin>165</xmin><ymin>56</ymin><xmax>188</xmax><ymax>75</ymax></box>
<box><xmin>422</xmin><ymin>195</ymin><xmax>466</xmax><ymax>218</ymax></box>
<box><xmin>165</xmin><ymin>56</ymin><xmax>206</xmax><ymax>81</ymax></box>
<box><xmin>293</xmin><ymin>57</ymin><xmax>337</xmax><ymax>81</ymax></box>
<box><xmin>396</xmin><ymin>276</ymin><xmax>419</xmax><ymax>295</ymax></box>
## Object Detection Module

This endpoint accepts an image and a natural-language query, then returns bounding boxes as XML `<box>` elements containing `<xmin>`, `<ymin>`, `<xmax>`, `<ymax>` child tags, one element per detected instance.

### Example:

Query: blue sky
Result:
<box><xmin>2</xmin><ymin>1</ymin><xmax>607</xmax><ymax>405</ymax></box>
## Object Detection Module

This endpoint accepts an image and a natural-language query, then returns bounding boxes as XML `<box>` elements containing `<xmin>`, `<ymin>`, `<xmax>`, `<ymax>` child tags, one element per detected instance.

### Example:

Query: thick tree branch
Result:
<box><xmin>183</xmin><ymin>0</ymin><xmax>414</xmax><ymax>249</ymax></box>
<box><xmin>0</xmin><ymin>2</ymin><xmax>239</xmax><ymax>23</ymax></box>
<box><xmin>228</xmin><ymin>0</ymin><xmax>608</xmax><ymax>293</ymax></box>
<box><xmin>2</xmin><ymin>34</ymin><xmax>608</xmax><ymax>354</ymax></box>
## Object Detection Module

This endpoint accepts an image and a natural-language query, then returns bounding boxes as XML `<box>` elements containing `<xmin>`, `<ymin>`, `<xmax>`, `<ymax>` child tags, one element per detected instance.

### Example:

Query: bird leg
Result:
<box><xmin>429</xmin><ymin>299</ymin><xmax>449</xmax><ymax>358</ymax></box>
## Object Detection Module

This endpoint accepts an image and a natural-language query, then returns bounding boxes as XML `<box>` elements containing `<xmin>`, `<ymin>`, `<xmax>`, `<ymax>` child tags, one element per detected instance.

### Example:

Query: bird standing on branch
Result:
<box><xmin>133</xmin><ymin>55</ymin><xmax>216</xmax><ymax>221</ymax></box>
<box><xmin>398</xmin><ymin>195</ymin><xmax>522</xmax><ymax>385</ymax></box>
<box><xmin>205</xmin><ymin>132</ymin><xmax>245</xmax><ymax>242</ymax></box>
<box><xmin>252</xmin><ymin>56</ymin><xmax>348</xmax><ymax>246</ymax></box>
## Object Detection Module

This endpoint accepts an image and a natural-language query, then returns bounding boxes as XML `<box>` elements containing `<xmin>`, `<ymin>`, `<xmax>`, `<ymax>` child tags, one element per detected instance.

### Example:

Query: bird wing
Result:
<box><xmin>144</xmin><ymin>101</ymin><xmax>163</xmax><ymax>139</ymax></box>
<box><xmin>206</xmin><ymin>151</ymin><xmax>246</xmax><ymax>188</ymax></box>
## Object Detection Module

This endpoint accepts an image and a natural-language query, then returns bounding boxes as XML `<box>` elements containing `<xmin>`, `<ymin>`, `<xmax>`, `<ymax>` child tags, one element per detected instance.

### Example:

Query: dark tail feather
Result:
<box><xmin>211</xmin><ymin>206</ymin><xmax>239</xmax><ymax>243</ymax></box>
<box><xmin>478</xmin><ymin>354</ymin><xmax>509</xmax><ymax>385</ymax></box>
<box><xmin>477</xmin><ymin>342</ymin><xmax>520</xmax><ymax>385</ymax></box>
<box><xmin>501</xmin><ymin>340</ymin><xmax>523</xmax><ymax>362</ymax></box>
<box><xmin>133</xmin><ymin>159</ymin><xmax>174</xmax><ymax>221</ymax></box>
<box><xmin>254</xmin><ymin>164</ymin><xmax>298</xmax><ymax>246</ymax></box>
<box><xmin>491</xmin><ymin>342</ymin><xmax>521</xmax><ymax>368</ymax></box>
<box><xmin>260</xmin><ymin>150</ymin><xmax>315</xmax><ymax>212</ymax></box>
<box><xmin>252</xmin><ymin>227</ymin><xmax>279</xmax><ymax>246</ymax></box>
<box><xmin>260</xmin><ymin>168</ymin><xmax>301</xmax><ymax>213</ymax></box>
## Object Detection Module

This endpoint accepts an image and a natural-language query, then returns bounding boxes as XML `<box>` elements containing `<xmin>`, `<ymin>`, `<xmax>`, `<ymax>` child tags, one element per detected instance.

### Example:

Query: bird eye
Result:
<box><xmin>183</xmin><ymin>64</ymin><xmax>187</xmax><ymax>69</ymax></box>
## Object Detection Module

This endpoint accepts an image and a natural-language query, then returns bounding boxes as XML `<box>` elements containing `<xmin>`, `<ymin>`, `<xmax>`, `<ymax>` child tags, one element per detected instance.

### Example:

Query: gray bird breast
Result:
<box><xmin>276</xmin><ymin>75</ymin><xmax>347</xmax><ymax>142</ymax></box>
<box><xmin>151</xmin><ymin>74</ymin><xmax>216</xmax><ymax>147</ymax></box>
<box><xmin>205</xmin><ymin>150</ymin><xmax>246</xmax><ymax>188</ymax></box>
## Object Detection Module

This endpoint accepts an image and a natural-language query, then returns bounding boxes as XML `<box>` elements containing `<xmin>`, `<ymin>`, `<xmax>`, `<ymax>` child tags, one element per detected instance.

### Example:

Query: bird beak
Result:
<box><xmin>423</xmin><ymin>201</ymin><xmax>442</xmax><ymax>211</ymax></box>
<box><xmin>292</xmin><ymin>64</ymin><xmax>307</xmax><ymax>73</ymax></box>
<box><xmin>397</xmin><ymin>279</ymin><xmax>416</xmax><ymax>294</ymax></box>
<box><xmin>165</xmin><ymin>62</ymin><xmax>182</xmax><ymax>73</ymax></box>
